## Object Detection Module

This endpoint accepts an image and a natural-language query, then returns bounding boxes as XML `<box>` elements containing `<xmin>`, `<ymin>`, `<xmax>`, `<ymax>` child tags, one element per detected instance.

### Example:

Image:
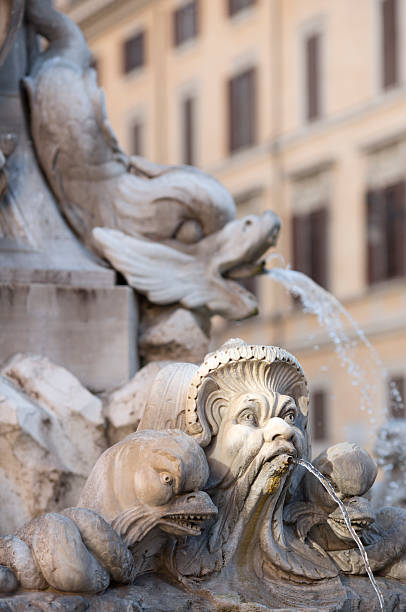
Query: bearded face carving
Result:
<box><xmin>139</xmin><ymin>340</ymin><xmax>313</xmax><ymax>580</ymax></box>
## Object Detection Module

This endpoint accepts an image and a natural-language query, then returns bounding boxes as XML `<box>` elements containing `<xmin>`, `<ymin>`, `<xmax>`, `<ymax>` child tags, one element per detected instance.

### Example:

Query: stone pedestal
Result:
<box><xmin>0</xmin><ymin>283</ymin><xmax>138</xmax><ymax>392</ymax></box>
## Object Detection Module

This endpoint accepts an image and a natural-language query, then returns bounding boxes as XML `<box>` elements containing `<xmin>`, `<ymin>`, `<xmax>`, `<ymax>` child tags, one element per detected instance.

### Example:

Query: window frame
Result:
<box><xmin>227</xmin><ymin>66</ymin><xmax>257</xmax><ymax>154</ymax></box>
<box><xmin>299</xmin><ymin>18</ymin><xmax>326</xmax><ymax>126</ymax></box>
<box><xmin>227</xmin><ymin>0</ymin><xmax>256</xmax><ymax>18</ymax></box>
<box><xmin>291</xmin><ymin>205</ymin><xmax>329</xmax><ymax>290</ymax></box>
<box><xmin>122</xmin><ymin>30</ymin><xmax>146</xmax><ymax>74</ymax></box>
<box><xmin>173</xmin><ymin>0</ymin><xmax>199</xmax><ymax>48</ymax></box>
<box><xmin>366</xmin><ymin>180</ymin><xmax>406</xmax><ymax>286</ymax></box>
<box><xmin>311</xmin><ymin>388</ymin><xmax>329</xmax><ymax>442</ymax></box>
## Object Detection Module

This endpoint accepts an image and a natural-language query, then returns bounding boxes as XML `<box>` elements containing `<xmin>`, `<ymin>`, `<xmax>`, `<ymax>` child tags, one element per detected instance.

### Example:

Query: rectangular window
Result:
<box><xmin>292</xmin><ymin>207</ymin><xmax>328</xmax><ymax>288</ymax></box>
<box><xmin>228</xmin><ymin>0</ymin><xmax>255</xmax><ymax>17</ymax></box>
<box><xmin>174</xmin><ymin>1</ymin><xmax>198</xmax><ymax>47</ymax></box>
<box><xmin>305</xmin><ymin>33</ymin><xmax>321</xmax><ymax>122</ymax></box>
<box><xmin>388</xmin><ymin>376</ymin><xmax>405</xmax><ymax>418</ymax></box>
<box><xmin>312</xmin><ymin>389</ymin><xmax>328</xmax><ymax>441</ymax></box>
<box><xmin>381</xmin><ymin>0</ymin><xmax>398</xmax><ymax>89</ymax></box>
<box><xmin>228</xmin><ymin>67</ymin><xmax>256</xmax><ymax>153</ymax></box>
<box><xmin>181</xmin><ymin>96</ymin><xmax>195</xmax><ymax>165</ymax></box>
<box><xmin>132</xmin><ymin>121</ymin><xmax>143</xmax><ymax>156</ymax></box>
<box><xmin>123</xmin><ymin>31</ymin><xmax>145</xmax><ymax>73</ymax></box>
<box><xmin>366</xmin><ymin>181</ymin><xmax>406</xmax><ymax>284</ymax></box>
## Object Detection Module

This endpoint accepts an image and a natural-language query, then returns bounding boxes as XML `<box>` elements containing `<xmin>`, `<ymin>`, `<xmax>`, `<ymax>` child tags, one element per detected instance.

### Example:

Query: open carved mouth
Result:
<box><xmin>224</xmin><ymin>258</ymin><xmax>267</xmax><ymax>281</ymax></box>
<box><xmin>328</xmin><ymin>516</ymin><xmax>373</xmax><ymax>536</ymax></box>
<box><xmin>160</xmin><ymin>512</ymin><xmax>215</xmax><ymax>536</ymax></box>
<box><xmin>221</xmin><ymin>218</ymin><xmax>280</xmax><ymax>283</ymax></box>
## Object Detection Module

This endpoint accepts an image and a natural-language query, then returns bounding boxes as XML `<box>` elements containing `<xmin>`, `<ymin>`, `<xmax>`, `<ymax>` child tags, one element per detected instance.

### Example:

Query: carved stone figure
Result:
<box><xmin>294</xmin><ymin>443</ymin><xmax>406</xmax><ymax>583</ymax></box>
<box><xmin>0</xmin><ymin>508</ymin><xmax>135</xmax><ymax>594</ymax></box>
<box><xmin>1</xmin><ymin>341</ymin><xmax>406</xmax><ymax>609</ymax></box>
<box><xmin>373</xmin><ymin>419</ymin><xmax>406</xmax><ymax>508</ymax></box>
<box><xmin>139</xmin><ymin>342</ymin><xmax>342</xmax><ymax>596</ymax></box>
<box><xmin>79</xmin><ymin>429</ymin><xmax>217</xmax><ymax>570</ymax></box>
<box><xmin>23</xmin><ymin>0</ymin><xmax>279</xmax><ymax>324</ymax></box>
<box><xmin>0</xmin><ymin>429</ymin><xmax>216</xmax><ymax>594</ymax></box>
<box><xmin>286</xmin><ymin>443</ymin><xmax>378</xmax><ymax>550</ymax></box>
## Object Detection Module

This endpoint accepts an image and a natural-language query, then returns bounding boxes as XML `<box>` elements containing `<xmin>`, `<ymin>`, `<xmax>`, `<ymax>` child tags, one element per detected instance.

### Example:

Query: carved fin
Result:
<box><xmin>93</xmin><ymin>227</ymin><xmax>211</xmax><ymax>307</ymax></box>
<box><xmin>284</xmin><ymin>502</ymin><xmax>327</xmax><ymax>541</ymax></box>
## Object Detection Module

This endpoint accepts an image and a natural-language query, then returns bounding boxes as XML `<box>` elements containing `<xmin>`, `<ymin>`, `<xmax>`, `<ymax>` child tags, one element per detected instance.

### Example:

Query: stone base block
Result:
<box><xmin>0</xmin><ymin>284</ymin><xmax>138</xmax><ymax>392</ymax></box>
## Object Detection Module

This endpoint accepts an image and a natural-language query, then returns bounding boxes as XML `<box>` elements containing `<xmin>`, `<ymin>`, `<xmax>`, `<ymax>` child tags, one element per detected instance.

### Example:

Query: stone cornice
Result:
<box><xmin>62</xmin><ymin>0</ymin><xmax>159</xmax><ymax>40</ymax></box>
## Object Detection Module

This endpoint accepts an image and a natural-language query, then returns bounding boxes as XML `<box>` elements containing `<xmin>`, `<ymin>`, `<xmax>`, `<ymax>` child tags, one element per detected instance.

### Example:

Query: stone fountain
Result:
<box><xmin>0</xmin><ymin>1</ymin><xmax>406</xmax><ymax>610</ymax></box>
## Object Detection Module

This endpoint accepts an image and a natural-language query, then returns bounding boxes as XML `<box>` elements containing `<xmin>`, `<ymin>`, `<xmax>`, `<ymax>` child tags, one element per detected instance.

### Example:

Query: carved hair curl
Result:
<box><xmin>186</xmin><ymin>339</ymin><xmax>309</xmax><ymax>447</ymax></box>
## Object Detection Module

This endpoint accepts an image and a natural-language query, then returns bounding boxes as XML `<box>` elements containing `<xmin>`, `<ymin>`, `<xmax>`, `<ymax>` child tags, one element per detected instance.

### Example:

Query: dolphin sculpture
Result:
<box><xmin>23</xmin><ymin>0</ymin><xmax>280</xmax><ymax>320</ymax></box>
<box><xmin>0</xmin><ymin>430</ymin><xmax>217</xmax><ymax>594</ymax></box>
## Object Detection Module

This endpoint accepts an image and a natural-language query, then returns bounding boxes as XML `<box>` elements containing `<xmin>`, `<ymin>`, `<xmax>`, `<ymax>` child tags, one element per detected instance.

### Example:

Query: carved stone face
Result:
<box><xmin>205</xmin><ymin>389</ymin><xmax>305</xmax><ymax>487</ymax></box>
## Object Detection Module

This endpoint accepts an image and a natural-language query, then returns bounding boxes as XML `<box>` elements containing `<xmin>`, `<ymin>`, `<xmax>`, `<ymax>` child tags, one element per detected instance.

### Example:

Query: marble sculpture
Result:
<box><xmin>1</xmin><ymin>340</ymin><xmax>406</xmax><ymax>610</ymax></box>
<box><xmin>1</xmin><ymin>0</ymin><xmax>406</xmax><ymax>610</ymax></box>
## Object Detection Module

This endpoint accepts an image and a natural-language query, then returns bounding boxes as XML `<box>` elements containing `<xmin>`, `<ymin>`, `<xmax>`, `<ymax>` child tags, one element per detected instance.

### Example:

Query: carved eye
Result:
<box><xmin>174</xmin><ymin>219</ymin><xmax>204</xmax><ymax>244</ymax></box>
<box><xmin>238</xmin><ymin>409</ymin><xmax>259</xmax><ymax>427</ymax></box>
<box><xmin>283</xmin><ymin>410</ymin><xmax>296</xmax><ymax>425</ymax></box>
<box><xmin>160</xmin><ymin>472</ymin><xmax>174</xmax><ymax>486</ymax></box>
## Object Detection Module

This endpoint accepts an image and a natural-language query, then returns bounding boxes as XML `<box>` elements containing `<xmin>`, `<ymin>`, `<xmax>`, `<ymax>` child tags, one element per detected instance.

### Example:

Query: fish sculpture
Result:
<box><xmin>0</xmin><ymin>429</ymin><xmax>217</xmax><ymax>594</ymax></box>
<box><xmin>23</xmin><ymin>0</ymin><xmax>280</xmax><ymax>321</ymax></box>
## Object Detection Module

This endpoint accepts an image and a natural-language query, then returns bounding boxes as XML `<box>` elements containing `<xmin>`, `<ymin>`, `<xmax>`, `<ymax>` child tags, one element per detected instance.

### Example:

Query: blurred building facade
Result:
<box><xmin>59</xmin><ymin>0</ymin><xmax>406</xmax><ymax>455</ymax></box>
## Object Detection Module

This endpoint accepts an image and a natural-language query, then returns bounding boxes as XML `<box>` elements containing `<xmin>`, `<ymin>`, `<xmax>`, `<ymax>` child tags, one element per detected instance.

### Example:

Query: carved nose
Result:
<box><xmin>264</xmin><ymin>417</ymin><xmax>294</xmax><ymax>443</ymax></box>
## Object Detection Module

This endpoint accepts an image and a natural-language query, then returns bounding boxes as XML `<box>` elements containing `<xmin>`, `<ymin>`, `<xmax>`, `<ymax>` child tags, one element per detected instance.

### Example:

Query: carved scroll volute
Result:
<box><xmin>0</xmin><ymin>0</ymin><xmax>24</xmax><ymax>67</ymax></box>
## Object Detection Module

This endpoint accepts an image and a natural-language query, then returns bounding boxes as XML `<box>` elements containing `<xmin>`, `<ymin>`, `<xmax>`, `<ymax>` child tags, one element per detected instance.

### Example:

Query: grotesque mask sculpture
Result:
<box><xmin>139</xmin><ymin>340</ymin><xmax>317</xmax><ymax>585</ymax></box>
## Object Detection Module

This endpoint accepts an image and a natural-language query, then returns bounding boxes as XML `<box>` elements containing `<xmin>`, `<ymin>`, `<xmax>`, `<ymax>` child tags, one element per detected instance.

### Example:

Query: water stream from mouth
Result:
<box><xmin>295</xmin><ymin>458</ymin><xmax>385</xmax><ymax>611</ymax></box>
<box><xmin>265</xmin><ymin>267</ymin><xmax>404</xmax><ymax>422</ymax></box>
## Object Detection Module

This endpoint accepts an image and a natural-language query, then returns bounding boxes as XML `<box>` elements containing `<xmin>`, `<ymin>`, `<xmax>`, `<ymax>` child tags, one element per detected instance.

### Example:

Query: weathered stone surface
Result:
<box><xmin>0</xmin><ymin>358</ymin><xmax>108</xmax><ymax>535</ymax></box>
<box><xmin>0</xmin><ymin>573</ymin><xmax>405</xmax><ymax>611</ymax></box>
<box><xmin>0</xmin><ymin>284</ymin><xmax>138</xmax><ymax>393</ymax></box>
<box><xmin>104</xmin><ymin>361</ymin><xmax>170</xmax><ymax>445</ymax></box>
<box><xmin>139</xmin><ymin>307</ymin><xmax>209</xmax><ymax>364</ymax></box>
<box><xmin>2</xmin><ymin>353</ymin><xmax>106</xmax><ymax>474</ymax></box>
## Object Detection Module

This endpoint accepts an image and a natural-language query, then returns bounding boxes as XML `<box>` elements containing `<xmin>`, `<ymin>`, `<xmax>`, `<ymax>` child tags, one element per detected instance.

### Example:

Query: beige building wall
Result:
<box><xmin>60</xmin><ymin>0</ymin><xmax>406</xmax><ymax>456</ymax></box>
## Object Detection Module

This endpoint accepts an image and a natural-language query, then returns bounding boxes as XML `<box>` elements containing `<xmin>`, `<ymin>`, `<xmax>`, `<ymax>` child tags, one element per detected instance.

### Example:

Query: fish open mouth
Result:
<box><xmin>225</xmin><ymin>258</ymin><xmax>267</xmax><ymax>280</ymax></box>
<box><xmin>160</xmin><ymin>511</ymin><xmax>216</xmax><ymax>536</ymax></box>
<box><xmin>328</xmin><ymin>516</ymin><xmax>374</xmax><ymax>537</ymax></box>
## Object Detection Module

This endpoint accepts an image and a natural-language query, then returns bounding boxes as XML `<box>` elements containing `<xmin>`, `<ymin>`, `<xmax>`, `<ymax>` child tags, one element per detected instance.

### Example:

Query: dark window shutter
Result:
<box><xmin>306</xmin><ymin>33</ymin><xmax>320</xmax><ymax>121</ymax></box>
<box><xmin>310</xmin><ymin>207</ymin><xmax>328</xmax><ymax>288</ymax></box>
<box><xmin>132</xmin><ymin>122</ymin><xmax>143</xmax><ymax>156</ymax></box>
<box><xmin>382</xmin><ymin>0</ymin><xmax>398</xmax><ymax>88</ymax></box>
<box><xmin>386</xmin><ymin>181</ymin><xmax>405</xmax><ymax>278</ymax></box>
<box><xmin>366</xmin><ymin>188</ymin><xmax>386</xmax><ymax>284</ymax></box>
<box><xmin>228</xmin><ymin>68</ymin><xmax>256</xmax><ymax>153</ymax></box>
<box><xmin>292</xmin><ymin>207</ymin><xmax>328</xmax><ymax>288</ymax></box>
<box><xmin>292</xmin><ymin>213</ymin><xmax>310</xmax><ymax>276</ymax></box>
<box><xmin>388</xmin><ymin>376</ymin><xmax>405</xmax><ymax>418</ymax></box>
<box><xmin>123</xmin><ymin>32</ymin><xmax>145</xmax><ymax>73</ymax></box>
<box><xmin>174</xmin><ymin>1</ymin><xmax>198</xmax><ymax>46</ymax></box>
<box><xmin>228</xmin><ymin>0</ymin><xmax>255</xmax><ymax>17</ymax></box>
<box><xmin>312</xmin><ymin>390</ymin><xmax>327</xmax><ymax>441</ymax></box>
<box><xmin>182</xmin><ymin>97</ymin><xmax>195</xmax><ymax>165</ymax></box>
